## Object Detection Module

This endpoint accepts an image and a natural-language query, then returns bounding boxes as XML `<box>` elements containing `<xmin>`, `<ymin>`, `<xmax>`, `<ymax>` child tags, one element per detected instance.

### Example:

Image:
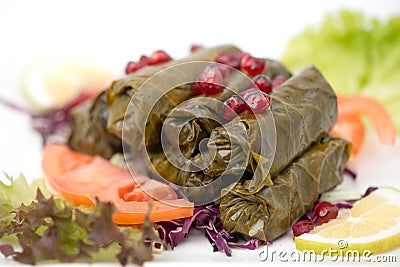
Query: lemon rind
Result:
<box><xmin>295</xmin><ymin>231</ymin><xmax>400</xmax><ymax>254</ymax></box>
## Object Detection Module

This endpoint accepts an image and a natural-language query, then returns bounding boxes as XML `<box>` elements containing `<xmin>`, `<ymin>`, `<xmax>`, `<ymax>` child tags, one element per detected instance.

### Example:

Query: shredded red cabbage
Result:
<box><xmin>0</xmin><ymin>94</ymin><xmax>91</xmax><ymax>144</ymax></box>
<box><xmin>334</xmin><ymin>201</ymin><xmax>354</xmax><ymax>209</ymax></box>
<box><xmin>155</xmin><ymin>203</ymin><xmax>262</xmax><ymax>256</ymax></box>
<box><xmin>296</xmin><ymin>186</ymin><xmax>380</xmax><ymax>227</ymax></box>
<box><xmin>344</xmin><ymin>166</ymin><xmax>357</xmax><ymax>179</ymax></box>
<box><xmin>362</xmin><ymin>186</ymin><xmax>378</xmax><ymax>197</ymax></box>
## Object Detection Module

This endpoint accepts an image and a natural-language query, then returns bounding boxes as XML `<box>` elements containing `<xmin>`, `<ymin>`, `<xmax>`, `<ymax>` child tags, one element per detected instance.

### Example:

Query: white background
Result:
<box><xmin>0</xmin><ymin>0</ymin><xmax>399</xmax><ymax>266</ymax></box>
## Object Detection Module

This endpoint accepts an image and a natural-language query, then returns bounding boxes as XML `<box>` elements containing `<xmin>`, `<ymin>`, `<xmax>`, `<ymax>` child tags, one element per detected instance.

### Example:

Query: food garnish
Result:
<box><xmin>21</xmin><ymin>61</ymin><xmax>112</xmax><ymax>110</ymax></box>
<box><xmin>221</xmin><ymin>94</ymin><xmax>246</xmax><ymax>120</ymax></box>
<box><xmin>42</xmin><ymin>143</ymin><xmax>194</xmax><ymax>224</ymax></box>
<box><xmin>295</xmin><ymin>187</ymin><xmax>400</xmax><ymax>254</ymax></box>
<box><xmin>239</xmin><ymin>87</ymin><xmax>270</xmax><ymax>114</ymax></box>
<box><xmin>156</xmin><ymin>204</ymin><xmax>262</xmax><ymax>256</ymax></box>
<box><xmin>252</xmin><ymin>74</ymin><xmax>273</xmax><ymax>94</ymax></box>
<box><xmin>190</xmin><ymin>44</ymin><xmax>204</xmax><ymax>53</ymax></box>
<box><xmin>240</xmin><ymin>54</ymin><xmax>266</xmax><ymax>76</ymax></box>
<box><xmin>215</xmin><ymin>52</ymin><xmax>242</xmax><ymax>69</ymax></box>
<box><xmin>283</xmin><ymin>10</ymin><xmax>400</xmax><ymax>131</ymax></box>
<box><xmin>331</xmin><ymin>95</ymin><xmax>396</xmax><ymax>157</ymax></box>
<box><xmin>193</xmin><ymin>65</ymin><xmax>225</xmax><ymax>96</ymax></box>
<box><xmin>0</xmin><ymin>174</ymin><xmax>51</xmax><ymax>228</ymax></box>
<box><xmin>0</xmin><ymin>189</ymin><xmax>156</xmax><ymax>265</ymax></box>
<box><xmin>125</xmin><ymin>50</ymin><xmax>172</xmax><ymax>74</ymax></box>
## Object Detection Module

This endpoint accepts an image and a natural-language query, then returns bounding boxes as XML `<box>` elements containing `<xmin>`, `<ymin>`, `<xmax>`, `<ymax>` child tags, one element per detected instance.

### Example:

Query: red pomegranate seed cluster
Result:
<box><xmin>292</xmin><ymin>220</ymin><xmax>314</xmax><ymax>237</ymax></box>
<box><xmin>221</xmin><ymin>88</ymin><xmax>270</xmax><ymax>120</ymax></box>
<box><xmin>252</xmin><ymin>74</ymin><xmax>272</xmax><ymax>94</ymax></box>
<box><xmin>292</xmin><ymin>201</ymin><xmax>339</xmax><ymax>237</ymax></box>
<box><xmin>123</xmin><ymin>46</ymin><xmax>286</xmax><ymax>122</ymax></box>
<box><xmin>192</xmin><ymin>65</ymin><xmax>226</xmax><ymax>96</ymax></box>
<box><xmin>239</xmin><ymin>88</ymin><xmax>270</xmax><ymax>114</ymax></box>
<box><xmin>125</xmin><ymin>50</ymin><xmax>172</xmax><ymax>74</ymax></box>
<box><xmin>215</xmin><ymin>52</ymin><xmax>242</xmax><ymax>69</ymax></box>
<box><xmin>240</xmin><ymin>54</ymin><xmax>266</xmax><ymax>76</ymax></box>
<box><xmin>221</xmin><ymin>95</ymin><xmax>246</xmax><ymax>120</ymax></box>
<box><xmin>210</xmin><ymin>51</ymin><xmax>273</xmax><ymax>120</ymax></box>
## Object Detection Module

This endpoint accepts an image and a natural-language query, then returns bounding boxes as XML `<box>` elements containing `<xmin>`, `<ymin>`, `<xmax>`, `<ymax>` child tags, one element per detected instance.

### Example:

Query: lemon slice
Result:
<box><xmin>295</xmin><ymin>187</ymin><xmax>400</xmax><ymax>254</ymax></box>
<box><xmin>21</xmin><ymin>61</ymin><xmax>115</xmax><ymax>110</ymax></box>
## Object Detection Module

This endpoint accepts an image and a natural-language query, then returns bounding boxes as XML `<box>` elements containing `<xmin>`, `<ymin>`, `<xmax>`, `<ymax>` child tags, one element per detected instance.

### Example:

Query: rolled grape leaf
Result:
<box><xmin>68</xmin><ymin>45</ymin><xmax>240</xmax><ymax>157</ymax></box>
<box><xmin>261</xmin><ymin>58</ymin><xmax>292</xmax><ymax>81</ymax></box>
<box><xmin>146</xmin><ymin>60</ymin><xmax>291</xmax><ymax>203</ymax></box>
<box><xmin>161</xmin><ymin>59</ymin><xmax>291</xmax><ymax>162</ymax></box>
<box><xmin>68</xmin><ymin>93</ymin><xmax>122</xmax><ymax>158</ymax></box>
<box><xmin>161</xmin><ymin>71</ymin><xmax>250</xmax><ymax>164</ymax></box>
<box><xmin>220</xmin><ymin>137</ymin><xmax>351</xmax><ymax>242</ymax></box>
<box><xmin>107</xmin><ymin>44</ymin><xmax>241</xmax><ymax>140</ymax></box>
<box><xmin>202</xmin><ymin>65</ymin><xmax>338</xmax><ymax>192</ymax></box>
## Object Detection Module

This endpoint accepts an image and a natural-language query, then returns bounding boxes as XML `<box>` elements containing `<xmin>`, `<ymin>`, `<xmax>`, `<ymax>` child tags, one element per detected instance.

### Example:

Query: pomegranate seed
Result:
<box><xmin>271</xmin><ymin>75</ymin><xmax>286</xmax><ymax>88</ymax></box>
<box><xmin>149</xmin><ymin>50</ymin><xmax>172</xmax><ymax>65</ymax></box>
<box><xmin>237</xmin><ymin>52</ymin><xmax>249</xmax><ymax>59</ymax></box>
<box><xmin>252</xmin><ymin>74</ymin><xmax>272</xmax><ymax>94</ymax></box>
<box><xmin>139</xmin><ymin>55</ymin><xmax>151</xmax><ymax>65</ymax></box>
<box><xmin>192</xmin><ymin>83</ymin><xmax>204</xmax><ymax>95</ymax></box>
<box><xmin>240</xmin><ymin>88</ymin><xmax>270</xmax><ymax>114</ymax></box>
<box><xmin>216</xmin><ymin>64</ymin><xmax>231</xmax><ymax>77</ymax></box>
<box><xmin>216</xmin><ymin>52</ymin><xmax>241</xmax><ymax>69</ymax></box>
<box><xmin>192</xmin><ymin>65</ymin><xmax>224</xmax><ymax>96</ymax></box>
<box><xmin>240</xmin><ymin>55</ymin><xmax>266</xmax><ymax>76</ymax></box>
<box><xmin>362</xmin><ymin>187</ymin><xmax>378</xmax><ymax>197</ymax></box>
<box><xmin>221</xmin><ymin>95</ymin><xmax>246</xmax><ymax>120</ymax></box>
<box><xmin>125</xmin><ymin>61</ymin><xmax>143</xmax><ymax>74</ymax></box>
<box><xmin>125</xmin><ymin>55</ymin><xmax>151</xmax><ymax>74</ymax></box>
<box><xmin>313</xmin><ymin>202</ymin><xmax>339</xmax><ymax>226</ymax></box>
<box><xmin>292</xmin><ymin>220</ymin><xmax>314</xmax><ymax>237</ymax></box>
<box><xmin>190</xmin><ymin>44</ymin><xmax>204</xmax><ymax>53</ymax></box>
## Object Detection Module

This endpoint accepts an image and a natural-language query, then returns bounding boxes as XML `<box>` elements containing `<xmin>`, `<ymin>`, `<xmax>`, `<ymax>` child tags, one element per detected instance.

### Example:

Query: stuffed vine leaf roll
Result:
<box><xmin>67</xmin><ymin>45</ymin><xmax>241</xmax><ymax>156</ymax></box>
<box><xmin>161</xmin><ymin>59</ymin><xmax>291</xmax><ymax>162</ymax></box>
<box><xmin>201</xmin><ymin>65</ymin><xmax>338</xmax><ymax>192</ymax></box>
<box><xmin>68</xmin><ymin>93</ymin><xmax>122</xmax><ymax>158</ymax></box>
<box><xmin>220</xmin><ymin>137</ymin><xmax>351</xmax><ymax>242</ymax></box>
<box><xmin>107</xmin><ymin>44</ymin><xmax>241</xmax><ymax>140</ymax></box>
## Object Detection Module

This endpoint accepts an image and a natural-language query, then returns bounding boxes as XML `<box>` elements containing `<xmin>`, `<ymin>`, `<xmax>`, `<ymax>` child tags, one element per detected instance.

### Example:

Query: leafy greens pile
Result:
<box><xmin>282</xmin><ymin>10</ymin><xmax>400</xmax><ymax>131</ymax></box>
<box><xmin>0</xmin><ymin>174</ymin><xmax>157</xmax><ymax>265</ymax></box>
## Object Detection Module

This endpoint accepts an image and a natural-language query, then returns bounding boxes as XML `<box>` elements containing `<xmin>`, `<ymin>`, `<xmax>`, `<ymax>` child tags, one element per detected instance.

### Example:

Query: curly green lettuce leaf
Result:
<box><xmin>0</xmin><ymin>189</ymin><xmax>158</xmax><ymax>265</ymax></box>
<box><xmin>0</xmin><ymin>174</ymin><xmax>51</xmax><ymax>227</ymax></box>
<box><xmin>282</xmin><ymin>10</ymin><xmax>400</xmax><ymax>131</ymax></box>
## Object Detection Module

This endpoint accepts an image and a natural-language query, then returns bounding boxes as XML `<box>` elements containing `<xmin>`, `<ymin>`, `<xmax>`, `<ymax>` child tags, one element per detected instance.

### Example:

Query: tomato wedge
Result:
<box><xmin>42</xmin><ymin>143</ymin><xmax>194</xmax><ymax>224</ymax></box>
<box><xmin>330</xmin><ymin>96</ymin><xmax>396</xmax><ymax>157</ymax></box>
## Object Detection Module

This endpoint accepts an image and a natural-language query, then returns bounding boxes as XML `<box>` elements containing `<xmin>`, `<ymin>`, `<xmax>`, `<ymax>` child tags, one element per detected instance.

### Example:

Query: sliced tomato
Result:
<box><xmin>42</xmin><ymin>143</ymin><xmax>194</xmax><ymax>223</ymax></box>
<box><xmin>112</xmin><ymin>199</ymin><xmax>195</xmax><ymax>224</ymax></box>
<box><xmin>42</xmin><ymin>143</ymin><xmax>93</xmax><ymax>178</ymax></box>
<box><xmin>337</xmin><ymin>96</ymin><xmax>396</xmax><ymax>145</ymax></box>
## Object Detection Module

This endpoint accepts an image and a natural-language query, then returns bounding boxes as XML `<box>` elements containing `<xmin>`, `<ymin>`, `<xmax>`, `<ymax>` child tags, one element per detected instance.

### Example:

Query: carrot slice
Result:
<box><xmin>330</xmin><ymin>116</ymin><xmax>365</xmax><ymax>156</ymax></box>
<box><xmin>337</xmin><ymin>96</ymin><xmax>396</xmax><ymax>145</ymax></box>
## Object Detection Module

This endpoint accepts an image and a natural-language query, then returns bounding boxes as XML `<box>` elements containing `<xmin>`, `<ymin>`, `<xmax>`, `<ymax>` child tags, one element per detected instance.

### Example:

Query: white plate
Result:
<box><xmin>1</xmin><ymin>132</ymin><xmax>399</xmax><ymax>266</ymax></box>
<box><xmin>0</xmin><ymin>0</ymin><xmax>399</xmax><ymax>266</ymax></box>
